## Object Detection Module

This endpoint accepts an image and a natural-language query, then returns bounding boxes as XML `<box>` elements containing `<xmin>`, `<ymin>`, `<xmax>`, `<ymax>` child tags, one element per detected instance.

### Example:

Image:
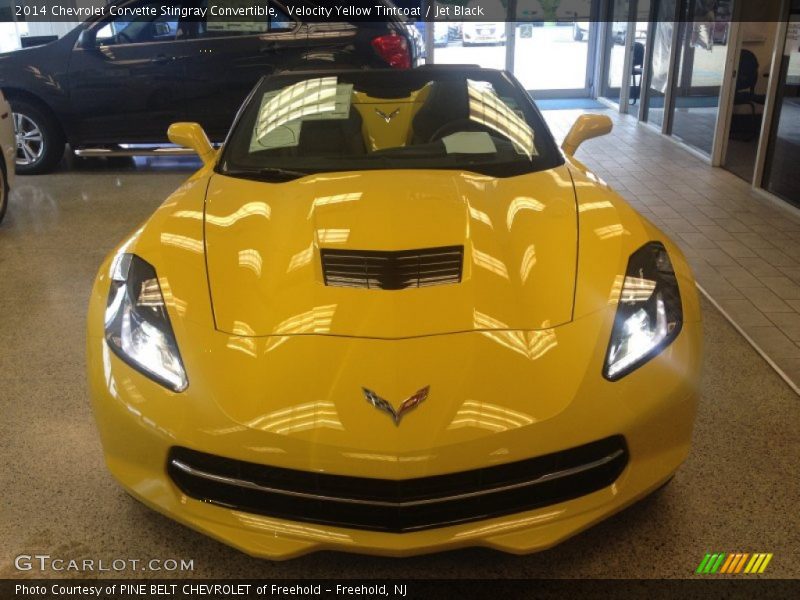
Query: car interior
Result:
<box><xmin>245</xmin><ymin>79</ymin><xmax>535</xmax><ymax>161</ymax></box>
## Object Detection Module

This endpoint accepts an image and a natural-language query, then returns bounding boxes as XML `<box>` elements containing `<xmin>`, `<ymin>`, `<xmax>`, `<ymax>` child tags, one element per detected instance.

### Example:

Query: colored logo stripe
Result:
<box><xmin>697</xmin><ymin>553</ymin><xmax>773</xmax><ymax>574</ymax></box>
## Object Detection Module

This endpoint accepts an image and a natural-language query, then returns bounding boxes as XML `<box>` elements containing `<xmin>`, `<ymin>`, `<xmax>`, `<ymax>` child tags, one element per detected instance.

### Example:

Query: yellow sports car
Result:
<box><xmin>87</xmin><ymin>67</ymin><xmax>702</xmax><ymax>559</ymax></box>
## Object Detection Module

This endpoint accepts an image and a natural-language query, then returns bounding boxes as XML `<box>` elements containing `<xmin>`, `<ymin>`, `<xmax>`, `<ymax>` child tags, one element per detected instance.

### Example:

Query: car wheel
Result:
<box><xmin>10</xmin><ymin>99</ymin><xmax>65</xmax><ymax>175</ymax></box>
<box><xmin>0</xmin><ymin>163</ymin><xmax>7</xmax><ymax>224</ymax></box>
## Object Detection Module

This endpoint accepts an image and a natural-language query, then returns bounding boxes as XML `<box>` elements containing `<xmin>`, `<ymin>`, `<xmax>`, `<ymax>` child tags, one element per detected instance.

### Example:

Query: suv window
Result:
<box><xmin>195</xmin><ymin>0</ymin><xmax>295</xmax><ymax>38</ymax></box>
<box><xmin>95</xmin><ymin>5</ymin><xmax>182</xmax><ymax>46</ymax></box>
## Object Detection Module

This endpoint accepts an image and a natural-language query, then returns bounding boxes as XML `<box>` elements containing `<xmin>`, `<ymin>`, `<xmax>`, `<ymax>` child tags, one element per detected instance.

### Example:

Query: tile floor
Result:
<box><xmin>542</xmin><ymin>107</ymin><xmax>800</xmax><ymax>394</ymax></box>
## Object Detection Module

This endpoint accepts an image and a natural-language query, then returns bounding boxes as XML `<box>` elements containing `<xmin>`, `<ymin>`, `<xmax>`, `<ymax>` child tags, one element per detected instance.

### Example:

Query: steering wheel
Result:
<box><xmin>428</xmin><ymin>119</ymin><xmax>497</xmax><ymax>143</ymax></box>
<box><xmin>116</xmin><ymin>31</ymin><xmax>133</xmax><ymax>44</ymax></box>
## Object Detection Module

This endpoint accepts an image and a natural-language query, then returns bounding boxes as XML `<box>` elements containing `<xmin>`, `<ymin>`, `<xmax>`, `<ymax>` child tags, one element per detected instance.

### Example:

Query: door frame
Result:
<box><xmin>596</xmin><ymin>0</ymin><xmax>639</xmax><ymax>110</ymax></box>
<box><xmin>752</xmin><ymin>14</ymin><xmax>791</xmax><ymax>187</ymax></box>
<box><xmin>710</xmin><ymin>20</ymin><xmax>742</xmax><ymax>166</ymax></box>
<box><xmin>640</xmin><ymin>1</ymin><xmax>682</xmax><ymax>130</ymax></box>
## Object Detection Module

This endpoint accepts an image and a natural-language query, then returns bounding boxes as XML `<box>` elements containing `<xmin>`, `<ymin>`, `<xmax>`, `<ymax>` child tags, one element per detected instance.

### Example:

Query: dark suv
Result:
<box><xmin>0</xmin><ymin>0</ymin><xmax>422</xmax><ymax>174</ymax></box>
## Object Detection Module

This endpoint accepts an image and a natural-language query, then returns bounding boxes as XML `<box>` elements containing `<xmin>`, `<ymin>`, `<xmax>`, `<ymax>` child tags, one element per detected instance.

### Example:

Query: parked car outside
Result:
<box><xmin>462</xmin><ymin>22</ymin><xmax>506</xmax><ymax>46</ymax></box>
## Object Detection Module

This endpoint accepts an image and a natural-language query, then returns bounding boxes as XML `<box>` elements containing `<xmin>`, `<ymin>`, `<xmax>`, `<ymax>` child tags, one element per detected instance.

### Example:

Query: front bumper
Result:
<box><xmin>87</xmin><ymin>302</ymin><xmax>701</xmax><ymax>558</ymax></box>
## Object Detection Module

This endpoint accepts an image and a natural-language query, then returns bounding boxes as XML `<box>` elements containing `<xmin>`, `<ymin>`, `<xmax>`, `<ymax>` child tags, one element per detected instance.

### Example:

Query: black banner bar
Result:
<box><xmin>2</xmin><ymin>0</ymin><xmax>789</xmax><ymax>23</ymax></box>
<box><xmin>2</xmin><ymin>579</ymin><xmax>800</xmax><ymax>600</ymax></box>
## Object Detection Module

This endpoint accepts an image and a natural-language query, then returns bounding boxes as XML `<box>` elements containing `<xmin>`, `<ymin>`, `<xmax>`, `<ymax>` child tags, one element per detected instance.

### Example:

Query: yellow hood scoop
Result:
<box><xmin>320</xmin><ymin>246</ymin><xmax>463</xmax><ymax>290</ymax></box>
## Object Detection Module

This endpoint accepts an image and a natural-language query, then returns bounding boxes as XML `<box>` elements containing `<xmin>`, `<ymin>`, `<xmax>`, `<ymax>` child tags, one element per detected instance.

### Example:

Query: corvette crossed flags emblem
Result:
<box><xmin>374</xmin><ymin>108</ymin><xmax>401</xmax><ymax>123</ymax></box>
<box><xmin>362</xmin><ymin>386</ymin><xmax>430</xmax><ymax>426</ymax></box>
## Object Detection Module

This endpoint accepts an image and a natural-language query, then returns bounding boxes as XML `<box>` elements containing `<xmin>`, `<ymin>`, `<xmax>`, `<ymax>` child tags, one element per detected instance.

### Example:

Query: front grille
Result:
<box><xmin>167</xmin><ymin>436</ymin><xmax>628</xmax><ymax>533</ymax></box>
<box><xmin>320</xmin><ymin>246</ymin><xmax>463</xmax><ymax>290</ymax></box>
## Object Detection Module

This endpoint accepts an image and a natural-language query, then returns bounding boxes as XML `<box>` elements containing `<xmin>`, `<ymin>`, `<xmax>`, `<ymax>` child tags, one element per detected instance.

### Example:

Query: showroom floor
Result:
<box><xmin>0</xmin><ymin>112</ymin><xmax>798</xmax><ymax>578</ymax></box>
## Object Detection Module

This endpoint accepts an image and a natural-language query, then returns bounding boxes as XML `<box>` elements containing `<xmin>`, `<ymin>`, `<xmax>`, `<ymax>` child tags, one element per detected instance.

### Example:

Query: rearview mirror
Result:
<box><xmin>561</xmin><ymin>114</ymin><xmax>613</xmax><ymax>156</ymax></box>
<box><xmin>168</xmin><ymin>122</ymin><xmax>215</xmax><ymax>167</ymax></box>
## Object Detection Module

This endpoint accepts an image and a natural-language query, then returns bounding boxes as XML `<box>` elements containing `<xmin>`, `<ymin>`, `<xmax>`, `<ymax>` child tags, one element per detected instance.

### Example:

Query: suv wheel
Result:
<box><xmin>10</xmin><ymin>99</ymin><xmax>65</xmax><ymax>174</ymax></box>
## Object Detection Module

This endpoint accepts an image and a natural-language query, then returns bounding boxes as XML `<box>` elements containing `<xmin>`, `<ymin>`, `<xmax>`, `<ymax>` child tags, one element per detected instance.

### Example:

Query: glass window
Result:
<box><xmin>763</xmin><ymin>9</ymin><xmax>800</xmax><ymax>207</ymax></box>
<box><xmin>645</xmin><ymin>0</ymin><xmax>678</xmax><ymax>128</ymax></box>
<box><xmin>218</xmin><ymin>69</ymin><xmax>563</xmax><ymax>180</ymax></box>
<box><xmin>195</xmin><ymin>0</ymin><xmax>294</xmax><ymax>38</ymax></box>
<box><xmin>512</xmin><ymin>22</ymin><xmax>591</xmax><ymax>92</ymax></box>
<box><xmin>670</xmin><ymin>0</ymin><xmax>732</xmax><ymax>155</ymax></box>
<box><xmin>434</xmin><ymin>21</ymin><xmax>506</xmax><ymax>70</ymax></box>
<box><xmin>95</xmin><ymin>4</ymin><xmax>181</xmax><ymax>46</ymax></box>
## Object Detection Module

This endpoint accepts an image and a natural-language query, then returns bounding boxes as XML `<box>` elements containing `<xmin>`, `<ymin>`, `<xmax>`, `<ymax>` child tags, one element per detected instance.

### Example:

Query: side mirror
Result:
<box><xmin>77</xmin><ymin>29</ymin><xmax>99</xmax><ymax>50</ymax></box>
<box><xmin>154</xmin><ymin>22</ymin><xmax>172</xmax><ymax>36</ymax></box>
<box><xmin>561</xmin><ymin>114</ymin><xmax>613</xmax><ymax>156</ymax></box>
<box><xmin>168</xmin><ymin>122</ymin><xmax>215</xmax><ymax>167</ymax></box>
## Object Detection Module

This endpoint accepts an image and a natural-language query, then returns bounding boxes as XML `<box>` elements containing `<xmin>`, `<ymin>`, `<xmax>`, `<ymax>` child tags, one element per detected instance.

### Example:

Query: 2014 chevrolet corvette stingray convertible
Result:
<box><xmin>87</xmin><ymin>66</ymin><xmax>702</xmax><ymax>558</ymax></box>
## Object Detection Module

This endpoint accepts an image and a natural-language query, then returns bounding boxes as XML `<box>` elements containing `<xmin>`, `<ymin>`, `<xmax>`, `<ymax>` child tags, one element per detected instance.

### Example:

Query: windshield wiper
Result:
<box><xmin>221</xmin><ymin>167</ymin><xmax>309</xmax><ymax>182</ymax></box>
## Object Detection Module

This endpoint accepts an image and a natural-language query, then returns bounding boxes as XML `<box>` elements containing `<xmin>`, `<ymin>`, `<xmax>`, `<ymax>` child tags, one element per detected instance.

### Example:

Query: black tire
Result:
<box><xmin>0</xmin><ymin>162</ymin><xmax>7</xmax><ymax>224</ymax></box>
<box><xmin>9</xmin><ymin>98</ymin><xmax>65</xmax><ymax>175</ymax></box>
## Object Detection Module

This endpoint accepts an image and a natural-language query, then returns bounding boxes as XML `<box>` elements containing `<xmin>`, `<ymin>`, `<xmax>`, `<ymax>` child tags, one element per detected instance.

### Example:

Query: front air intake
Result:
<box><xmin>168</xmin><ymin>436</ymin><xmax>629</xmax><ymax>533</ymax></box>
<box><xmin>320</xmin><ymin>246</ymin><xmax>463</xmax><ymax>290</ymax></box>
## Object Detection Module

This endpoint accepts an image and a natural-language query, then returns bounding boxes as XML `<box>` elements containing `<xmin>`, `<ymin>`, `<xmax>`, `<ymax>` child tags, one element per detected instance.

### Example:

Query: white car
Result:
<box><xmin>0</xmin><ymin>89</ymin><xmax>14</xmax><ymax>224</ymax></box>
<box><xmin>462</xmin><ymin>22</ymin><xmax>506</xmax><ymax>46</ymax></box>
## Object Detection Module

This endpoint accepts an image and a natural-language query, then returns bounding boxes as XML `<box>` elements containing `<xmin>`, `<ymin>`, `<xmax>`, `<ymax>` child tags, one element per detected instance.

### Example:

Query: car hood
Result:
<box><xmin>204</xmin><ymin>167</ymin><xmax>578</xmax><ymax>338</ymax></box>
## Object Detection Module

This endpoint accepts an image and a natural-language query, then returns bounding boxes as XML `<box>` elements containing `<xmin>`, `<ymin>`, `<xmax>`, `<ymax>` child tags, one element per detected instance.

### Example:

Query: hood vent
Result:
<box><xmin>321</xmin><ymin>246</ymin><xmax>464</xmax><ymax>290</ymax></box>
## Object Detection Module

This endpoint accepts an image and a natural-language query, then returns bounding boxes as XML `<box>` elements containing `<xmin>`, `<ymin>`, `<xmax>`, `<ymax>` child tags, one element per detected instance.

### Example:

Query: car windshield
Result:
<box><xmin>218</xmin><ymin>68</ymin><xmax>563</xmax><ymax>180</ymax></box>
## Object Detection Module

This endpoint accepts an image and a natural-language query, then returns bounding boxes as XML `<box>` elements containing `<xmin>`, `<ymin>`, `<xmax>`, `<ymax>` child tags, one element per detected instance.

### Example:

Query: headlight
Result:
<box><xmin>104</xmin><ymin>253</ymin><xmax>188</xmax><ymax>392</ymax></box>
<box><xmin>604</xmin><ymin>242</ymin><xmax>682</xmax><ymax>381</ymax></box>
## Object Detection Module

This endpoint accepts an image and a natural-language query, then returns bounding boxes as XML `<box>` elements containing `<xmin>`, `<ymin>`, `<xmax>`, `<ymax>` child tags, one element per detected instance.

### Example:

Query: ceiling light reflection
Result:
<box><xmin>234</xmin><ymin>512</ymin><xmax>354</xmax><ymax>544</ymax></box>
<box><xmin>317</xmin><ymin>228</ymin><xmax>350</xmax><ymax>244</ymax></box>
<box><xmin>472</xmin><ymin>248</ymin><xmax>509</xmax><ymax>279</ymax></box>
<box><xmin>238</xmin><ymin>249</ymin><xmax>263</xmax><ymax>277</ymax></box>
<box><xmin>506</xmin><ymin>197</ymin><xmax>545</xmax><ymax>230</ymax></box>
<box><xmin>447</xmin><ymin>400</ymin><xmax>535</xmax><ymax>433</ymax></box>
<box><xmin>520</xmin><ymin>245</ymin><xmax>536</xmax><ymax>284</ymax></box>
<box><xmin>308</xmin><ymin>192</ymin><xmax>362</xmax><ymax>218</ymax></box>
<box><xmin>468</xmin><ymin>206</ymin><xmax>493</xmax><ymax>228</ymax></box>
<box><xmin>578</xmin><ymin>201</ymin><xmax>614</xmax><ymax>213</ymax></box>
<box><xmin>452</xmin><ymin>510</ymin><xmax>564</xmax><ymax>540</ymax></box>
<box><xmin>247</xmin><ymin>401</ymin><xmax>343</xmax><ymax>435</ymax></box>
<box><xmin>473</xmin><ymin>311</ymin><xmax>558</xmax><ymax>360</ymax></box>
<box><xmin>160</xmin><ymin>233</ymin><xmax>203</xmax><ymax>254</ymax></box>
<box><xmin>466</xmin><ymin>80</ymin><xmax>535</xmax><ymax>158</ymax></box>
<box><xmin>594</xmin><ymin>224</ymin><xmax>626</xmax><ymax>239</ymax></box>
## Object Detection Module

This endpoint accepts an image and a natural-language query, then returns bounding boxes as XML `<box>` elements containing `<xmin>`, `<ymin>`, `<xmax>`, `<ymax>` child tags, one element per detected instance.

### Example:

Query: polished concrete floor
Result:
<box><xmin>1</xmin><ymin>157</ymin><xmax>799</xmax><ymax>579</ymax></box>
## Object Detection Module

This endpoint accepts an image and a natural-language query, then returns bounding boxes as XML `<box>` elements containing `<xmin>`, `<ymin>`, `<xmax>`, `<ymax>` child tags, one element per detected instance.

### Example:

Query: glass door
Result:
<box><xmin>718</xmin><ymin>0</ymin><xmax>786</xmax><ymax>183</ymax></box>
<box><xmin>513</xmin><ymin>21</ymin><xmax>594</xmax><ymax>95</ymax></box>
<box><xmin>643</xmin><ymin>0</ymin><xmax>679</xmax><ymax>128</ymax></box>
<box><xmin>600</xmin><ymin>0</ymin><xmax>634</xmax><ymax>105</ymax></box>
<box><xmin>669</xmin><ymin>0</ymin><xmax>733</xmax><ymax>155</ymax></box>
<box><xmin>762</xmin><ymin>5</ymin><xmax>800</xmax><ymax>207</ymax></box>
<box><xmin>599</xmin><ymin>0</ymin><xmax>652</xmax><ymax>109</ymax></box>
